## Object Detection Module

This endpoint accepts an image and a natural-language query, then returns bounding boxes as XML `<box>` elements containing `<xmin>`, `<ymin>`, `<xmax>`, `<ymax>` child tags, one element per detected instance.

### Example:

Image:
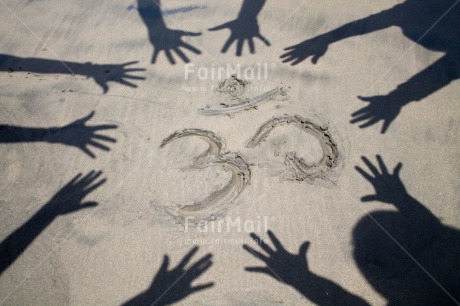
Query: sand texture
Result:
<box><xmin>0</xmin><ymin>0</ymin><xmax>459</xmax><ymax>305</ymax></box>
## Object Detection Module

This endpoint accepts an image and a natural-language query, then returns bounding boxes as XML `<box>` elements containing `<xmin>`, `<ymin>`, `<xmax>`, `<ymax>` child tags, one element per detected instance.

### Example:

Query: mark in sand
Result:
<box><xmin>247</xmin><ymin>115</ymin><xmax>339</xmax><ymax>182</ymax></box>
<box><xmin>201</xmin><ymin>76</ymin><xmax>288</xmax><ymax>116</ymax></box>
<box><xmin>159</xmin><ymin>129</ymin><xmax>251</xmax><ymax>225</ymax></box>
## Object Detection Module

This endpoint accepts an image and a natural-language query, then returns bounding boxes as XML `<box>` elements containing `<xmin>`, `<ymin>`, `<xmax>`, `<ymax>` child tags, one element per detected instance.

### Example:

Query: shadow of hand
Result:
<box><xmin>355</xmin><ymin>155</ymin><xmax>406</xmax><ymax>204</ymax></box>
<box><xmin>243</xmin><ymin>231</ymin><xmax>310</xmax><ymax>286</ymax></box>
<box><xmin>0</xmin><ymin>171</ymin><xmax>105</xmax><ymax>275</ymax></box>
<box><xmin>124</xmin><ymin>246</ymin><xmax>213</xmax><ymax>305</ymax></box>
<box><xmin>44</xmin><ymin>171</ymin><xmax>105</xmax><ymax>217</ymax></box>
<box><xmin>209</xmin><ymin>17</ymin><xmax>270</xmax><ymax>56</ymax></box>
<box><xmin>89</xmin><ymin>61</ymin><xmax>145</xmax><ymax>93</ymax></box>
<box><xmin>280</xmin><ymin>36</ymin><xmax>329</xmax><ymax>65</ymax></box>
<box><xmin>243</xmin><ymin>231</ymin><xmax>371</xmax><ymax>305</ymax></box>
<box><xmin>149</xmin><ymin>28</ymin><xmax>201</xmax><ymax>64</ymax></box>
<box><xmin>350</xmin><ymin>95</ymin><xmax>403</xmax><ymax>133</ymax></box>
<box><xmin>47</xmin><ymin>111</ymin><xmax>117</xmax><ymax>158</ymax></box>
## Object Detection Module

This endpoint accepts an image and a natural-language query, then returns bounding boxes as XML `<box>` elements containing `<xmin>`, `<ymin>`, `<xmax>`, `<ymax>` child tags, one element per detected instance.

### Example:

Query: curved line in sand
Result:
<box><xmin>247</xmin><ymin>114</ymin><xmax>339</xmax><ymax>181</ymax></box>
<box><xmin>160</xmin><ymin>129</ymin><xmax>251</xmax><ymax>225</ymax></box>
<box><xmin>200</xmin><ymin>87</ymin><xmax>282</xmax><ymax>116</ymax></box>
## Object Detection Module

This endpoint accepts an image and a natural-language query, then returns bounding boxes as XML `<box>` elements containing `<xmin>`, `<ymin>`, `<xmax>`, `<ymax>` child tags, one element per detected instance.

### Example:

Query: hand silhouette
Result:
<box><xmin>137</xmin><ymin>0</ymin><xmax>201</xmax><ymax>64</ymax></box>
<box><xmin>149</xmin><ymin>29</ymin><xmax>202</xmax><ymax>64</ymax></box>
<box><xmin>350</xmin><ymin>95</ymin><xmax>403</xmax><ymax>133</ymax></box>
<box><xmin>244</xmin><ymin>231</ymin><xmax>310</xmax><ymax>285</ymax></box>
<box><xmin>44</xmin><ymin>171</ymin><xmax>105</xmax><ymax>216</ymax></box>
<box><xmin>47</xmin><ymin>111</ymin><xmax>117</xmax><ymax>158</ymax></box>
<box><xmin>209</xmin><ymin>17</ymin><xmax>270</xmax><ymax>56</ymax></box>
<box><xmin>208</xmin><ymin>0</ymin><xmax>270</xmax><ymax>56</ymax></box>
<box><xmin>0</xmin><ymin>54</ymin><xmax>145</xmax><ymax>94</ymax></box>
<box><xmin>280</xmin><ymin>36</ymin><xmax>330</xmax><ymax>65</ymax></box>
<box><xmin>355</xmin><ymin>155</ymin><xmax>406</xmax><ymax>204</ymax></box>
<box><xmin>89</xmin><ymin>61</ymin><xmax>146</xmax><ymax>94</ymax></box>
<box><xmin>0</xmin><ymin>171</ymin><xmax>105</xmax><ymax>275</ymax></box>
<box><xmin>243</xmin><ymin>231</ymin><xmax>371</xmax><ymax>305</ymax></box>
<box><xmin>123</xmin><ymin>246</ymin><xmax>213</xmax><ymax>305</ymax></box>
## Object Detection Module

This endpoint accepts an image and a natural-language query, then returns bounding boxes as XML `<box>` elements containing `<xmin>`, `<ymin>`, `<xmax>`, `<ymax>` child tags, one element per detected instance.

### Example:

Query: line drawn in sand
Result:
<box><xmin>159</xmin><ymin>129</ymin><xmax>251</xmax><ymax>225</ymax></box>
<box><xmin>200</xmin><ymin>75</ymin><xmax>288</xmax><ymax>116</ymax></box>
<box><xmin>247</xmin><ymin>115</ymin><xmax>340</xmax><ymax>183</ymax></box>
<box><xmin>158</xmin><ymin>115</ymin><xmax>340</xmax><ymax>225</ymax></box>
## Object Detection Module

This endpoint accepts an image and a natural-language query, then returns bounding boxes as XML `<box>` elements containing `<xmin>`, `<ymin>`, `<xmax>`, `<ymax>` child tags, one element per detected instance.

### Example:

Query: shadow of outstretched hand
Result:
<box><xmin>350</xmin><ymin>95</ymin><xmax>403</xmax><ymax>133</ymax></box>
<box><xmin>280</xmin><ymin>36</ymin><xmax>330</xmax><ymax>65</ymax></box>
<box><xmin>355</xmin><ymin>155</ymin><xmax>406</xmax><ymax>204</ymax></box>
<box><xmin>0</xmin><ymin>54</ymin><xmax>145</xmax><ymax>94</ymax></box>
<box><xmin>208</xmin><ymin>19</ymin><xmax>270</xmax><ymax>56</ymax></box>
<box><xmin>149</xmin><ymin>28</ymin><xmax>202</xmax><ymax>64</ymax></box>
<box><xmin>47</xmin><ymin>111</ymin><xmax>117</xmax><ymax>158</ymax></box>
<box><xmin>89</xmin><ymin>61</ymin><xmax>145</xmax><ymax>93</ymax></box>
<box><xmin>353</xmin><ymin>155</ymin><xmax>458</xmax><ymax>304</ymax></box>
<box><xmin>0</xmin><ymin>171</ymin><xmax>105</xmax><ymax>275</ymax></box>
<box><xmin>243</xmin><ymin>231</ymin><xmax>310</xmax><ymax>286</ymax></box>
<box><xmin>208</xmin><ymin>0</ymin><xmax>269</xmax><ymax>56</ymax></box>
<box><xmin>123</xmin><ymin>246</ymin><xmax>213</xmax><ymax>306</ymax></box>
<box><xmin>44</xmin><ymin>171</ymin><xmax>105</xmax><ymax>216</ymax></box>
<box><xmin>137</xmin><ymin>0</ymin><xmax>201</xmax><ymax>64</ymax></box>
<box><xmin>243</xmin><ymin>231</ymin><xmax>370</xmax><ymax>305</ymax></box>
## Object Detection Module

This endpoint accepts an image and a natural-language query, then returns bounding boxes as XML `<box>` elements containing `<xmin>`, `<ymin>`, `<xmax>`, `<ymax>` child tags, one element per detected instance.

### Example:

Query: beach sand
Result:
<box><xmin>0</xmin><ymin>0</ymin><xmax>459</xmax><ymax>305</ymax></box>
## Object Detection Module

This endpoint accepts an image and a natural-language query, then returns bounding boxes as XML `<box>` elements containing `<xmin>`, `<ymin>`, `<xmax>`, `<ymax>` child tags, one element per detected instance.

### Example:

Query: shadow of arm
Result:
<box><xmin>0</xmin><ymin>54</ymin><xmax>77</xmax><ymax>75</ymax></box>
<box><xmin>0</xmin><ymin>204</ymin><xmax>53</xmax><ymax>275</ymax></box>
<box><xmin>0</xmin><ymin>171</ymin><xmax>104</xmax><ymax>276</ymax></box>
<box><xmin>296</xmin><ymin>273</ymin><xmax>371</xmax><ymax>306</ymax></box>
<box><xmin>137</xmin><ymin>0</ymin><xmax>164</xmax><ymax>26</ymax></box>
<box><xmin>281</xmin><ymin>6</ymin><xmax>397</xmax><ymax>65</ymax></box>
<box><xmin>0</xmin><ymin>112</ymin><xmax>117</xmax><ymax>158</ymax></box>
<box><xmin>356</xmin><ymin>155</ymin><xmax>443</xmax><ymax>237</ymax></box>
<box><xmin>384</xmin><ymin>53</ymin><xmax>458</xmax><ymax>104</ymax></box>
<box><xmin>351</xmin><ymin>53</ymin><xmax>459</xmax><ymax>133</ymax></box>
<box><xmin>0</xmin><ymin>54</ymin><xmax>145</xmax><ymax>93</ymax></box>
<box><xmin>244</xmin><ymin>231</ymin><xmax>370</xmax><ymax>306</ymax></box>
<box><xmin>238</xmin><ymin>0</ymin><xmax>266</xmax><ymax>19</ymax></box>
<box><xmin>0</xmin><ymin>125</ymin><xmax>52</xmax><ymax>143</ymax></box>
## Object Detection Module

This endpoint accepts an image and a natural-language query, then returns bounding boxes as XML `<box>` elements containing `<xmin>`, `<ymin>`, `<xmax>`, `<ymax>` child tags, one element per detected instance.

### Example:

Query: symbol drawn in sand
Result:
<box><xmin>160</xmin><ymin>129</ymin><xmax>251</xmax><ymax>225</ymax></box>
<box><xmin>201</xmin><ymin>87</ymin><xmax>286</xmax><ymax>116</ymax></box>
<box><xmin>247</xmin><ymin>115</ymin><xmax>339</xmax><ymax>182</ymax></box>
<box><xmin>218</xmin><ymin>74</ymin><xmax>249</xmax><ymax>99</ymax></box>
<box><xmin>201</xmin><ymin>75</ymin><xmax>288</xmax><ymax>116</ymax></box>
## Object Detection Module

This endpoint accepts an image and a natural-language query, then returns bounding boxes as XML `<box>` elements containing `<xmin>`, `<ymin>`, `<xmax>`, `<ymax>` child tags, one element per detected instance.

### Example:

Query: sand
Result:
<box><xmin>0</xmin><ymin>0</ymin><xmax>459</xmax><ymax>305</ymax></box>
